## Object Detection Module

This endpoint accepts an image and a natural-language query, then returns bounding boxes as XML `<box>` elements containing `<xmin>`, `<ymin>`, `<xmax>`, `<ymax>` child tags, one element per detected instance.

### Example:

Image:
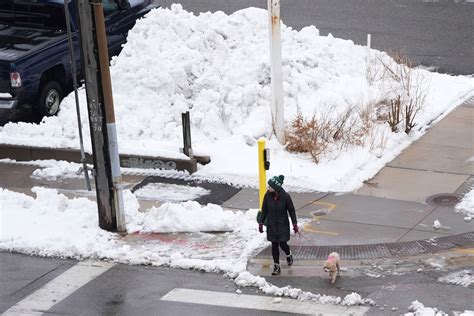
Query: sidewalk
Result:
<box><xmin>1</xmin><ymin>101</ymin><xmax>472</xmax><ymax>271</ymax></box>
<box><xmin>245</xmin><ymin>99</ymin><xmax>474</xmax><ymax>273</ymax></box>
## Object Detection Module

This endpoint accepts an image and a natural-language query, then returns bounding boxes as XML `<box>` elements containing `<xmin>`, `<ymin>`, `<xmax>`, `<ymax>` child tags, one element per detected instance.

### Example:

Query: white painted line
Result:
<box><xmin>161</xmin><ymin>288</ymin><xmax>369</xmax><ymax>315</ymax></box>
<box><xmin>2</xmin><ymin>260</ymin><xmax>115</xmax><ymax>315</ymax></box>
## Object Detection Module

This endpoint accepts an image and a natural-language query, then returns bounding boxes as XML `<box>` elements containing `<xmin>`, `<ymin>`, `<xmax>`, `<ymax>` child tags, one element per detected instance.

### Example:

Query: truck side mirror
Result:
<box><xmin>116</xmin><ymin>0</ymin><xmax>130</xmax><ymax>10</ymax></box>
<box><xmin>263</xmin><ymin>148</ymin><xmax>270</xmax><ymax>170</ymax></box>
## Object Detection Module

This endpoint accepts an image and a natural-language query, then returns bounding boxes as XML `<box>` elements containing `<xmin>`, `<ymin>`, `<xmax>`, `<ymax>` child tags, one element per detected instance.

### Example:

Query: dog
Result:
<box><xmin>323</xmin><ymin>252</ymin><xmax>340</xmax><ymax>284</ymax></box>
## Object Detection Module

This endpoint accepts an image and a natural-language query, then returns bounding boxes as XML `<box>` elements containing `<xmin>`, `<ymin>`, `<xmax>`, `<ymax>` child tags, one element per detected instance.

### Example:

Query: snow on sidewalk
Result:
<box><xmin>0</xmin><ymin>187</ymin><xmax>372</xmax><ymax>307</ymax></box>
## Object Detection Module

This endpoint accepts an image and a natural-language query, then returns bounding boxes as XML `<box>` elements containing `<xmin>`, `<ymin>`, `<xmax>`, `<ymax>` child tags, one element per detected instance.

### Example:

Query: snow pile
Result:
<box><xmin>129</xmin><ymin>200</ymin><xmax>250</xmax><ymax>233</ymax></box>
<box><xmin>341</xmin><ymin>292</ymin><xmax>364</xmax><ymax>306</ymax></box>
<box><xmin>456</xmin><ymin>187</ymin><xmax>474</xmax><ymax>217</ymax></box>
<box><xmin>0</xmin><ymin>187</ymin><xmax>262</xmax><ymax>264</ymax></box>
<box><xmin>134</xmin><ymin>183</ymin><xmax>210</xmax><ymax>202</ymax></box>
<box><xmin>0</xmin><ymin>187</ymin><xmax>117</xmax><ymax>258</ymax></box>
<box><xmin>438</xmin><ymin>269</ymin><xmax>473</xmax><ymax>288</ymax></box>
<box><xmin>0</xmin><ymin>5</ymin><xmax>473</xmax><ymax>192</ymax></box>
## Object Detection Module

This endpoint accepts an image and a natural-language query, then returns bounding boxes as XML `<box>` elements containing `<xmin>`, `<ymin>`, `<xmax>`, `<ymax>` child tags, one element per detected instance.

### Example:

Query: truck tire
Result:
<box><xmin>36</xmin><ymin>81</ymin><xmax>63</xmax><ymax>117</ymax></box>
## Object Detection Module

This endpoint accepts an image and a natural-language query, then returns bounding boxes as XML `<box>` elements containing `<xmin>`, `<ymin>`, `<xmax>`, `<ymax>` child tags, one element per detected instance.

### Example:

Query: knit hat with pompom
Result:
<box><xmin>268</xmin><ymin>175</ymin><xmax>285</xmax><ymax>191</ymax></box>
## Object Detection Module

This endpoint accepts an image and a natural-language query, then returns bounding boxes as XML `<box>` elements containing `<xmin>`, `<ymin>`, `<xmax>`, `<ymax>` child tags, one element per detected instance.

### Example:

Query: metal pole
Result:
<box><xmin>267</xmin><ymin>0</ymin><xmax>285</xmax><ymax>144</ymax></box>
<box><xmin>76</xmin><ymin>0</ymin><xmax>117</xmax><ymax>232</ymax></box>
<box><xmin>91</xmin><ymin>0</ymin><xmax>126</xmax><ymax>232</ymax></box>
<box><xmin>367</xmin><ymin>33</ymin><xmax>371</xmax><ymax>59</ymax></box>
<box><xmin>258</xmin><ymin>137</ymin><xmax>267</xmax><ymax>209</ymax></box>
<box><xmin>64</xmin><ymin>0</ymin><xmax>91</xmax><ymax>191</ymax></box>
<box><xmin>181</xmin><ymin>111</ymin><xmax>193</xmax><ymax>158</ymax></box>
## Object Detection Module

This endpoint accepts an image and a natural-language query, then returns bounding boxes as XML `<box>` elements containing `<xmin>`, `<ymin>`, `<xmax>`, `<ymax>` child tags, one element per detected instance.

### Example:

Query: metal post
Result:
<box><xmin>64</xmin><ymin>0</ymin><xmax>91</xmax><ymax>191</ymax></box>
<box><xmin>267</xmin><ymin>0</ymin><xmax>285</xmax><ymax>144</ymax></box>
<box><xmin>258</xmin><ymin>137</ymin><xmax>267</xmax><ymax>209</ymax></box>
<box><xmin>181</xmin><ymin>111</ymin><xmax>193</xmax><ymax>158</ymax></box>
<box><xmin>367</xmin><ymin>33</ymin><xmax>371</xmax><ymax>59</ymax></box>
<box><xmin>76</xmin><ymin>0</ymin><xmax>124</xmax><ymax>232</ymax></box>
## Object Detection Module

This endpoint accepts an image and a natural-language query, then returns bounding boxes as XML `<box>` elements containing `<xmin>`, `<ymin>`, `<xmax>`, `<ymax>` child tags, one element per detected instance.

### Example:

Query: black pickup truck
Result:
<box><xmin>0</xmin><ymin>0</ymin><xmax>156</xmax><ymax>121</ymax></box>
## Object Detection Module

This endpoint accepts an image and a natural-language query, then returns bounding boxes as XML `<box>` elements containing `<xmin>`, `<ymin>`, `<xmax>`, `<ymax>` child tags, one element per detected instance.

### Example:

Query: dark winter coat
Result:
<box><xmin>258</xmin><ymin>189</ymin><xmax>297</xmax><ymax>242</ymax></box>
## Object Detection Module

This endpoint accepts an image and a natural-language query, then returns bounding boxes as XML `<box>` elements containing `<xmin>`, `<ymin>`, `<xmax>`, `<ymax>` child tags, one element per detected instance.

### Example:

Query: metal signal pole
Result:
<box><xmin>75</xmin><ymin>0</ymin><xmax>126</xmax><ymax>232</ymax></box>
<box><xmin>268</xmin><ymin>0</ymin><xmax>285</xmax><ymax>144</ymax></box>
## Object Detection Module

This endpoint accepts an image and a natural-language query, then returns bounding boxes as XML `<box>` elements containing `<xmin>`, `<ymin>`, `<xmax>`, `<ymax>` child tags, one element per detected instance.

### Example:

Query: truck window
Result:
<box><xmin>103</xmin><ymin>0</ymin><xmax>131</xmax><ymax>16</ymax></box>
<box><xmin>103</xmin><ymin>0</ymin><xmax>119</xmax><ymax>15</ymax></box>
<box><xmin>129</xmin><ymin>0</ymin><xmax>145</xmax><ymax>8</ymax></box>
<box><xmin>0</xmin><ymin>1</ymin><xmax>65</xmax><ymax>30</ymax></box>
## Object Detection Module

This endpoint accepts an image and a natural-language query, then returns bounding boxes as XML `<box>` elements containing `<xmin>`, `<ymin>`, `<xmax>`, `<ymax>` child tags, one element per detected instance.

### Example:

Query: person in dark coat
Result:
<box><xmin>258</xmin><ymin>175</ymin><xmax>298</xmax><ymax>275</ymax></box>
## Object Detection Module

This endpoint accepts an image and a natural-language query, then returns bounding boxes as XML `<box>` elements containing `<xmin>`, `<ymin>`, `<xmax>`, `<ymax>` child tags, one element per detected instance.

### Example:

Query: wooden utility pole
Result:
<box><xmin>75</xmin><ymin>0</ymin><xmax>126</xmax><ymax>232</ymax></box>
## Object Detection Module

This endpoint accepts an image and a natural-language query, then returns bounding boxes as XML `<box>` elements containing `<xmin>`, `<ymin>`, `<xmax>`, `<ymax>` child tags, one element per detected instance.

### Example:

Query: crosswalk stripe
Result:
<box><xmin>161</xmin><ymin>288</ymin><xmax>370</xmax><ymax>315</ymax></box>
<box><xmin>2</xmin><ymin>260</ymin><xmax>115</xmax><ymax>315</ymax></box>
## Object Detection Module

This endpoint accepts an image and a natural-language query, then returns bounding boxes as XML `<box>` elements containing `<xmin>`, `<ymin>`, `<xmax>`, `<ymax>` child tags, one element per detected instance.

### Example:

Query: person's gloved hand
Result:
<box><xmin>293</xmin><ymin>224</ymin><xmax>299</xmax><ymax>233</ymax></box>
<box><xmin>258</xmin><ymin>223</ymin><xmax>264</xmax><ymax>233</ymax></box>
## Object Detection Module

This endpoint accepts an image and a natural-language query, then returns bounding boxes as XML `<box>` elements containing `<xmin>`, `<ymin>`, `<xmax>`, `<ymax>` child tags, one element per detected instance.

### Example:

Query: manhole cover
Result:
<box><xmin>426</xmin><ymin>194</ymin><xmax>460</xmax><ymax>207</ymax></box>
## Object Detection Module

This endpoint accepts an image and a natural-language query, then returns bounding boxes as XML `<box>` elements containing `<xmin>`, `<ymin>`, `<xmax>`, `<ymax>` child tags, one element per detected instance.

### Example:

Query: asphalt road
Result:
<box><xmin>159</xmin><ymin>0</ymin><xmax>474</xmax><ymax>75</ymax></box>
<box><xmin>1</xmin><ymin>252</ymin><xmax>473</xmax><ymax>315</ymax></box>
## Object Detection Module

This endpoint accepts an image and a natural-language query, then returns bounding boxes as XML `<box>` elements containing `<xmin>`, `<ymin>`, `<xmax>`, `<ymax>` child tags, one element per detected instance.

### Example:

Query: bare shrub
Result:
<box><xmin>286</xmin><ymin>104</ymin><xmax>376</xmax><ymax>163</ymax></box>
<box><xmin>378</xmin><ymin>50</ymin><xmax>428</xmax><ymax>134</ymax></box>
<box><xmin>286</xmin><ymin>113</ymin><xmax>333</xmax><ymax>164</ymax></box>
<box><xmin>388</xmin><ymin>95</ymin><xmax>402</xmax><ymax>132</ymax></box>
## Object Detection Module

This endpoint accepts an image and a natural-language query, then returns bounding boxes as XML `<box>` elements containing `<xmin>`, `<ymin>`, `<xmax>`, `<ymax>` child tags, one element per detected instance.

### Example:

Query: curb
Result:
<box><xmin>0</xmin><ymin>144</ymin><xmax>197</xmax><ymax>173</ymax></box>
<box><xmin>254</xmin><ymin>232</ymin><xmax>474</xmax><ymax>260</ymax></box>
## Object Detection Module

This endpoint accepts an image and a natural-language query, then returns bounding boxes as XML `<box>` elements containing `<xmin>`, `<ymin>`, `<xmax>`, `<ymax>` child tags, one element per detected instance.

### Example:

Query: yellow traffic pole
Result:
<box><xmin>258</xmin><ymin>137</ymin><xmax>267</xmax><ymax>210</ymax></box>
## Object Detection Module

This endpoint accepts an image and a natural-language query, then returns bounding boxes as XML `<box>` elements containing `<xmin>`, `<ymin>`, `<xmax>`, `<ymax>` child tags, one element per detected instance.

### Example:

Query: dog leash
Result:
<box><xmin>296</xmin><ymin>231</ymin><xmax>314</xmax><ymax>243</ymax></box>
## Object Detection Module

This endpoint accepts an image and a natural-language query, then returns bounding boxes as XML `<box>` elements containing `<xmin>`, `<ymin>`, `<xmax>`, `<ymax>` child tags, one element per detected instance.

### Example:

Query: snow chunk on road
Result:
<box><xmin>341</xmin><ymin>292</ymin><xmax>363</xmax><ymax>306</ymax></box>
<box><xmin>438</xmin><ymin>269</ymin><xmax>473</xmax><ymax>288</ymax></box>
<box><xmin>405</xmin><ymin>300</ymin><xmax>447</xmax><ymax>316</ymax></box>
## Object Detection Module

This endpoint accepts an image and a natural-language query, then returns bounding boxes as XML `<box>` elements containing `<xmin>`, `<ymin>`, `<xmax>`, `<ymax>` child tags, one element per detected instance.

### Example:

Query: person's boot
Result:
<box><xmin>271</xmin><ymin>263</ymin><xmax>281</xmax><ymax>275</ymax></box>
<box><xmin>286</xmin><ymin>253</ymin><xmax>293</xmax><ymax>266</ymax></box>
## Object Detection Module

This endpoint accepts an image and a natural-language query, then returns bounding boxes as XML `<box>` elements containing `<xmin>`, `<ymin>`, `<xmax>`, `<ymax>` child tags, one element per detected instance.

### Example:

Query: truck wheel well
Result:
<box><xmin>39</xmin><ymin>65</ymin><xmax>66</xmax><ymax>90</ymax></box>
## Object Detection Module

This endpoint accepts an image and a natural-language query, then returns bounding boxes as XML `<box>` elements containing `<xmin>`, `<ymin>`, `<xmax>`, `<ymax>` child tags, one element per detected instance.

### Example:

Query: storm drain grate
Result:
<box><xmin>253</xmin><ymin>232</ymin><xmax>474</xmax><ymax>260</ymax></box>
<box><xmin>385</xmin><ymin>241</ymin><xmax>427</xmax><ymax>257</ymax></box>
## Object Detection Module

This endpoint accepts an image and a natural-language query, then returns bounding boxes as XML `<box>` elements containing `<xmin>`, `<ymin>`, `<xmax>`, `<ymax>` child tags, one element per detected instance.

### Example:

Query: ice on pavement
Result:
<box><xmin>0</xmin><ymin>4</ymin><xmax>472</xmax><ymax>192</ymax></box>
